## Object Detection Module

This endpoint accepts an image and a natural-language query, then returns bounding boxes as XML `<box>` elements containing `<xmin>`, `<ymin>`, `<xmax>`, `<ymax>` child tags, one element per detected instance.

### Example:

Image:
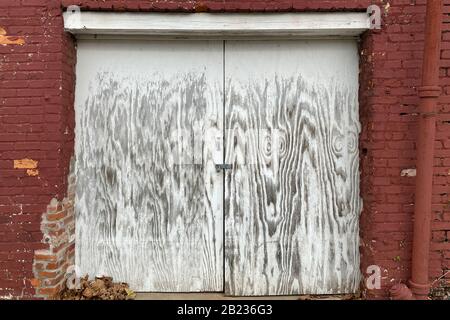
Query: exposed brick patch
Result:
<box><xmin>0</xmin><ymin>26</ymin><xmax>25</xmax><ymax>45</ymax></box>
<box><xmin>31</xmin><ymin>159</ymin><xmax>75</xmax><ymax>299</ymax></box>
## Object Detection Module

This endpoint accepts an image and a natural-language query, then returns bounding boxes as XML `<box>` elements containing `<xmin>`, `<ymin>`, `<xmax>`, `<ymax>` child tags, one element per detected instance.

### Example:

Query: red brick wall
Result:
<box><xmin>360</xmin><ymin>0</ymin><xmax>450</xmax><ymax>298</ymax></box>
<box><xmin>433</xmin><ymin>0</ymin><xmax>450</xmax><ymax>297</ymax></box>
<box><xmin>0</xmin><ymin>0</ymin><xmax>75</xmax><ymax>299</ymax></box>
<box><xmin>0</xmin><ymin>0</ymin><xmax>448</xmax><ymax>299</ymax></box>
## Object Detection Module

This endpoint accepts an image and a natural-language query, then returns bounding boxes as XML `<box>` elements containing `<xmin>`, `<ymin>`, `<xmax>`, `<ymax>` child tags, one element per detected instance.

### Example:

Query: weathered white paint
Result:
<box><xmin>74</xmin><ymin>39</ymin><xmax>362</xmax><ymax>296</ymax></box>
<box><xmin>224</xmin><ymin>40</ymin><xmax>362</xmax><ymax>295</ymax></box>
<box><xmin>63</xmin><ymin>12</ymin><xmax>370</xmax><ymax>38</ymax></box>
<box><xmin>74</xmin><ymin>40</ymin><xmax>224</xmax><ymax>291</ymax></box>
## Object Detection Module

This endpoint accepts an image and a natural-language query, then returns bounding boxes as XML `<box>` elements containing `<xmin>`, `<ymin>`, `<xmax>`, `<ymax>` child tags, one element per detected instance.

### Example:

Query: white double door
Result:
<box><xmin>74</xmin><ymin>39</ymin><xmax>361</xmax><ymax>296</ymax></box>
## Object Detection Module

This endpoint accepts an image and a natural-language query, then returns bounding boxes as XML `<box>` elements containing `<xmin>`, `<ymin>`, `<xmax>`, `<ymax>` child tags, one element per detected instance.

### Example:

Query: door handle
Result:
<box><xmin>215</xmin><ymin>163</ymin><xmax>233</xmax><ymax>171</ymax></box>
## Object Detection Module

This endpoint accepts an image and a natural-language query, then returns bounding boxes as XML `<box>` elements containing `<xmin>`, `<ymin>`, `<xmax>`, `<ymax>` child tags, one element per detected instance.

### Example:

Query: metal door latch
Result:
<box><xmin>215</xmin><ymin>163</ymin><xmax>233</xmax><ymax>171</ymax></box>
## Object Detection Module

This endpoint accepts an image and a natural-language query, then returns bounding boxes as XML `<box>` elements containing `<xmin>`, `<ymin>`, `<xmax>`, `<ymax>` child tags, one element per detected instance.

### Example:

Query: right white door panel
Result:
<box><xmin>224</xmin><ymin>40</ymin><xmax>362</xmax><ymax>296</ymax></box>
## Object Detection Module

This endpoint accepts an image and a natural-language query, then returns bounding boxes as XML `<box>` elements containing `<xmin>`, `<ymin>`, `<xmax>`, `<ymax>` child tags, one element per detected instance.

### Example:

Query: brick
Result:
<box><xmin>36</xmin><ymin>287</ymin><xmax>59</xmax><ymax>296</ymax></box>
<box><xmin>46</xmin><ymin>211</ymin><xmax>66</xmax><ymax>221</ymax></box>
<box><xmin>431</xmin><ymin>242</ymin><xmax>450</xmax><ymax>251</ymax></box>
<box><xmin>38</xmin><ymin>270</ymin><xmax>59</xmax><ymax>279</ymax></box>
<box><xmin>30</xmin><ymin>278</ymin><xmax>40</xmax><ymax>287</ymax></box>
<box><xmin>21</xmin><ymin>0</ymin><xmax>48</xmax><ymax>6</ymax></box>
<box><xmin>34</xmin><ymin>252</ymin><xmax>56</xmax><ymax>262</ymax></box>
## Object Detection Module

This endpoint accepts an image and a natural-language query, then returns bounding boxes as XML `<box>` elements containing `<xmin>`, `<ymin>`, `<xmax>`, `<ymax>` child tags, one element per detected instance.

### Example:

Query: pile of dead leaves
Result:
<box><xmin>57</xmin><ymin>276</ymin><xmax>136</xmax><ymax>300</ymax></box>
<box><xmin>430</xmin><ymin>286</ymin><xmax>450</xmax><ymax>300</ymax></box>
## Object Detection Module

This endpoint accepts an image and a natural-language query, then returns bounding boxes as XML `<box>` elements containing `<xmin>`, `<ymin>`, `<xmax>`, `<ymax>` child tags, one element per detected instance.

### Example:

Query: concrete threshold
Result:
<box><xmin>136</xmin><ymin>293</ymin><xmax>357</xmax><ymax>300</ymax></box>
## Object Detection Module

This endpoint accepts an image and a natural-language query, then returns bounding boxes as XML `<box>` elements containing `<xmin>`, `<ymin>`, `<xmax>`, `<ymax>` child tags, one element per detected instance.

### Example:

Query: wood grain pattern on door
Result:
<box><xmin>74</xmin><ymin>40</ymin><xmax>224</xmax><ymax>292</ymax></box>
<box><xmin>224</xmin><ymin>40</ymin><xmax>362</xmax><ymax>296</ymax></box>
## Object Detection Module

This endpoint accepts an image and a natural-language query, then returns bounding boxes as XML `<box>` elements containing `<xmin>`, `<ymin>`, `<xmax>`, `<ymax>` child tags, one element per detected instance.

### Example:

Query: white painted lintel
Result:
<box><xmin>63</xmin><ymin>12</ymin><xmax>371</xmax><ymax>39</ymax></box>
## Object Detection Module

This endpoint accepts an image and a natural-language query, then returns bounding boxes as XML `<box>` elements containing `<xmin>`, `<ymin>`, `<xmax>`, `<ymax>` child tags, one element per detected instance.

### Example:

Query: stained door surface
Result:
<box><xmin>75</xmin><ymin>39</ymin><xmax>361</xmax><ymax>295</ymax></box>
<box><xmin>75</xmin><ymin>40</ymin><xmax>224</xmax><ymax>292</ymax></box>
<box><xmin>224</xmin><ymin>41</ymin><xmax>361</xmax><ymax>295</ymax></box>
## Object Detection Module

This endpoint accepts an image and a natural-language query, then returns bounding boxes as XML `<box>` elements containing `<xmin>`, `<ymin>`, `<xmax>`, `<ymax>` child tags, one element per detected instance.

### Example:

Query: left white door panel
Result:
<box><xmin>74</xmin><ymin>40</ymin><xmax>224</xmax><ymax>292</ymax></box>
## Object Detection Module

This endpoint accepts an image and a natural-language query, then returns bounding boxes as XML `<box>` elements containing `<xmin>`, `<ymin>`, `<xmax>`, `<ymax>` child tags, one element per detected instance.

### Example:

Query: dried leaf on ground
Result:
<box><xmin>57</xmin><ymin>275</ymin><xmax>136</xmax><ymax>300</ymax></box>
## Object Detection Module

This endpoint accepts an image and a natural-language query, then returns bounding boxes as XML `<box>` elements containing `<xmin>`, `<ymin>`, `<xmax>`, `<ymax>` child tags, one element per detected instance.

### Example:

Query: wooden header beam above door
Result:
<box><xmin>63</xmin><ymin>12</ymin><xmax>371</xmax><ymax>39</ymax></box>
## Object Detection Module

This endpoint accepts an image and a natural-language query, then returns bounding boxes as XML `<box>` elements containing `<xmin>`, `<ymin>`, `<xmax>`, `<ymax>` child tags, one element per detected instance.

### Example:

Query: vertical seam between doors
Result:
<box><xmin>222</xmin><ymin>39</ymin><xmax>226</xmax><ymax>293</ymax></box>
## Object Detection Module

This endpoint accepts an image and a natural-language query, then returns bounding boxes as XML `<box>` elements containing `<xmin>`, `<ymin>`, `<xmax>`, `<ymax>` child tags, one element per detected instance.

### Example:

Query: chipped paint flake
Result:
<box><xmin>401</xmin><ymin>168</ymin><xmax>416</xmax><ymax>177</ymax></box>
<box><xmin>0</xmin><ymin>27</ymin><xmax>25</xmax><ymax>46</ymax></box>
<box><xmin>14</xmin><ymin>158</ymin><xmax>38</xmax><ymax>169</ymax></box>
<box><xmin>26</xmin><ymin>169</ymin><xmax>39</xmax><ymax>176</ymax></box>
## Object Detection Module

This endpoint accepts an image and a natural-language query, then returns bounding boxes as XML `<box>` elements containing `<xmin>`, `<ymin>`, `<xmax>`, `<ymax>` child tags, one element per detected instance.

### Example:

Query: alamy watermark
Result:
<box><xmin>65</xmin><ymin>5</ymin><xmax>81</xmax><ymax>28</ymax></box>
<box><xmin>366</xmin><ymin>265</ymin><xmax>382</xmax><ymax>290</ymax></box>
<box><xmin>367</xmin><ymin>5</ymin><xmax>382</xmax><ymax>30</ymax></box>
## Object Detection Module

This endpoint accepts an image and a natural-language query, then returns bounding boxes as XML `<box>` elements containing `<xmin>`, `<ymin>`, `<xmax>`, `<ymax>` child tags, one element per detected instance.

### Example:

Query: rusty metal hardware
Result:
<box><xmin>215</xmin><ymin>163</ymin><xmax>233</xmax><ymax>171</ymax></box>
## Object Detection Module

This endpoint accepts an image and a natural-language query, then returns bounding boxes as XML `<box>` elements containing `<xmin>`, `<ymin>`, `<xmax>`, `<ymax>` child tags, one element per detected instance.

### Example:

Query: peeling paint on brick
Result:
<box><xmin>26</xmin><ymin>169</ymin><xmax>39</xmax><ymax>176</ymax></box>
<box><xmin>0</xmin><ymin>27</ymin><xmax>25</xmax><ymax>46</ymax></box>
<box><xmin>384</xmin><ymin>2</ymin><xmax>391</xmax><ymax>15</ymax></box>
<box><xmin>401</xmin><ymin>168</ymin><xmax>417</xmax><ymax>177</ymax></box>
<box><xmin>13</xmin><ymin>159</ymin><xmax>38</xmax><ymax>169</ymax></box>
<box><xmin>14</xmin><ymin>159</ymin><xmax>39</xmax><ymax>177</ymax></box>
